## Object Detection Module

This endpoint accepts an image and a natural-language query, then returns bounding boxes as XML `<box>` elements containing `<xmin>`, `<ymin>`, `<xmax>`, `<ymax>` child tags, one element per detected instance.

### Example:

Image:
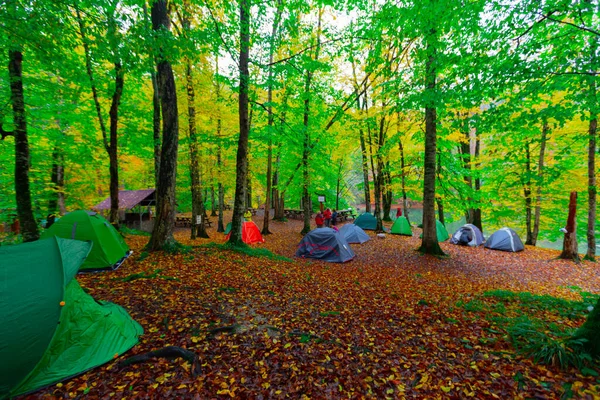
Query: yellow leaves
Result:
<box><xmin>490</xmin><ymin>372</ymin><xmax>501</xmax><ymax>379</ymax></box>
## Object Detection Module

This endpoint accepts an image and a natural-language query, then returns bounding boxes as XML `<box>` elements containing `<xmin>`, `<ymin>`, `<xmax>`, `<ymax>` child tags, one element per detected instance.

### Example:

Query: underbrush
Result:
<box><xmin>457</xmin><ymin>288</ymin><xmax>599</xmax><ymax>373</ymax></box>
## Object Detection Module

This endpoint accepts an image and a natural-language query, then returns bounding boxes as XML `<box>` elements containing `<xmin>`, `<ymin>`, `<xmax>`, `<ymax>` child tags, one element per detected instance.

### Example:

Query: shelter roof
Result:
<box><xmin>93</xmin><ymin>189</ymin><xmax>155</xmax><ymax>211</ymax></box>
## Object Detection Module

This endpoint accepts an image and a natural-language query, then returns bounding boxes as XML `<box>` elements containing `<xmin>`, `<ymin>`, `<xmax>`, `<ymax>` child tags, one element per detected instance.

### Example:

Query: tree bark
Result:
<box><xmin>210</xmin><ymin>186</ymin><xmax>217</xmax><ymax>216</ymax></box>
<box><xmin>108</xmin><ymin>60</ymin><xmax>123</xmax><ymax>226</ymax></box>
<box><xmin>531</xmin><ymin>120</ymin><xmax>548</xmax><ymax>245</ymax></box>
<box><xmin>418</xmin><ymin>19</ymin><xmax>443</xmax><ymax>255</ymax></box>
<box><xmin>8</xmin><ymin>49</ymin><xmax>39</xmax><ymax>242</ymax></box>
<box><xmin>147</xmin><ymin>0</ymin><xmax>179</xmax><ymax>251</ymax></box>
<box><xmin>559</xmin><ymin>191</ymin><xmax>580</xmax><ymax>262</ymax></box>
<box><xmin>397</xmin><ymin>114</ymin><xmax>410</xmax><ymax>224</ymax></box>
<box><xmin>48</xmin><ymin>144</ymin><xmax>66</xmax><ymax>222</ymax></box>
<box><xmin>586</xmin><ymin>26</ymin><xmax>598</xmax><ymax>260</ymax></box>
<box><xmin>300</xmin><ymin>9</ymin><xmax>323</xmax><ymax>235</ymax></box>
<box><xmin>214</xmin><ymin>56</ymin><xmax>225</xmax><ymax>233</ymax></box>
<box><xmin>261</xmin><ymin>0</ymin><xmax>282</xmax><ymax>235</ymax></box>
<box><xmin>186</xmin><ymin>60</ymin><xmax>208</xmax><ymax>239</ymax></box>
<box><xmin>524</xmin><ymin>143</ymin><xmax>534</xmax><ymax>245</ymax></box>
<box><xmin>228</xmin><ymin>0</ymin><xmax>250</xmax><ymax>245</ymax></box>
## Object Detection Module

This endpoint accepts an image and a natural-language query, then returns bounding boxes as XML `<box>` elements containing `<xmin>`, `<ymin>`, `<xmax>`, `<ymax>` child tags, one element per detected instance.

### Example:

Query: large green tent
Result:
<box><xmin>354</xmin><ymin>212</ymin><xmax>377</xmax><ymax>230</ymax></box>
<box><xmin>41</xmin><ymin>210</ymin><xmax>131</xmax><ymax>271</ymax></box>
<box><xmin>0</xmin><ymin>237</ymin><xmax>143</xmax><ymax>399</ymax></box>
<box><xmin>390</xmin><ymin>216</ymin><xmax>412</xmax><ymax>236</ymax></box>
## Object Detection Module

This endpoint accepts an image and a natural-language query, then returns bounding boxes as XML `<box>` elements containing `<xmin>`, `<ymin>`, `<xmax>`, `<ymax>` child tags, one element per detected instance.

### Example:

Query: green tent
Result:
<box><xmin>354</xmin><ymin>212</ymin><xmax>377</xmax><ymax>230</ymax></box>
<box><xmin>419</xmin><ymin>220</ymin><xmax>449</xmax><ymax>242</ymax></box>
<box><xmin>41</xmin><ymin>210</ymin><xmax>131</xmax><ymax>271</ymax></box>
<box><xmin>0</xmin><ymin>237</ymin><xmax>143</xmax><ymax>399</ymax></box>
<box><xmin>436</xmin><ymin>220</ymin><xmax>449</xmax><ymax>242</ymax></box>
<box><xmin>390</xmin><ymin>216</ymin><xmax>412</xmax><ymax>236</ymax></box>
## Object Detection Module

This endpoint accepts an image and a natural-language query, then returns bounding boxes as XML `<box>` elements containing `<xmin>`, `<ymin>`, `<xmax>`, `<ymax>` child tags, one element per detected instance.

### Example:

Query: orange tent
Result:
<box><xmin>225</xmin><ymin>221</ymin><xmax>265</xmax><ymax>244</ymax></box>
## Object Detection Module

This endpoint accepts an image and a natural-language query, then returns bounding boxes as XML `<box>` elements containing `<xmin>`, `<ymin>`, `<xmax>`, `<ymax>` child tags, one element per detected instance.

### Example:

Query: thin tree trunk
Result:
<box><xmin>336</xmin><ymin>159</ymin><xmax>342</xmax><ymax>210</ymax></box>
<box><xmin>398</xmin><ymin>131</ymin><xmax>410</xmax><ymax>225</ymax></box>
<box><xmin>300</xmin><ymin>8</ymin><xmax>323</xmax><ymax>235</ymax></box>
<box><xmin>419</xmin><ymin>20</ymin><xmax>443</xmax><ymax>255</ymax></box>
<box><xmin>586</xmin><ymin>24</ymin><xmax>598</xmax><ymax>260</ymax></box>
<box><xmin>229</xmin><ymin>0</ymin><xmax>250</xmax><ymax>245</ymax></box>
<box><xmin>147</xmin><ymin>0</ymin><xmax>179</xmax><ymax>250</ymax></box>
<box><xmin>214</xmin><ymin>56</ymin><xmax>225</xmax><ymax>233</ymax></box>
<box><xmin>531</xmin><ymin>120</ymin><xmax>548</xmax><ymax>245</ymax></box>
<box><xmin>143</xmin><ymin>0</ymin><xmax>161</xmax><ymax>189</ymax></box>
<box><xmin>262</xmin><ymin>0</ymin><xmax>282</xmax><ymax>235</ymax></box>
<box><xmin>185</xmin><ymin>60</ymin><xmax>208</xmax><ymax>239</ymax></box>
<box><xmin>524</xmin><ymin>143</ymin><xmax>533</xmax><ymax>245</ymax></box>
<box><xmin>210</xmin><ymin>186</ymin><xmax>217</xmax><ymax>216</ymax></box>
<box><xmin>359</xmin><ymin>128</ymin><xmax>371</xmax><ymax>213</ymax></box>
<box><xmin>436</xmin><ymin>150</ymin><xmax>444</xmax><ymax>225</ymax></box>
<box><xmin>8</xmin><ymin>49</ymin><xmax>39</xmax><ymax>242</ymax></box>
<box><xmin>560</xmin><ymin>191</ymin><xmax>580</xmax><ymax>262</ymax></box>
<box><xmin>108</xmin><ymin>60</ymin><xmax>123</xmax><ymax>226</ymax></box>
<box><xmin>472</xmin><ymin>129</ymin><xmax>482</xmax><ymax>231</ymax></box>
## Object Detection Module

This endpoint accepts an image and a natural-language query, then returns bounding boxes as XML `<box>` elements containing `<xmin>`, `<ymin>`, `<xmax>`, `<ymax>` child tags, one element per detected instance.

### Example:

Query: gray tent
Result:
<box><xmin>296</xmin><ymin>228</ymin><xmax>355</xmax><ymax>262</ymax></box>
<box><xmin>485</xmin><ymin>227</ymin><xmax>524</xmax><ymax>252</ymax></box>
<box><xmin>339</xmin><ymin>224</ymin><xmax>371</xmax><ymax>244</ymax></box>
<box><xmin>450</xmin><ymin>224</ymin><xmax>484</xmax><ymax>247</ymax></box>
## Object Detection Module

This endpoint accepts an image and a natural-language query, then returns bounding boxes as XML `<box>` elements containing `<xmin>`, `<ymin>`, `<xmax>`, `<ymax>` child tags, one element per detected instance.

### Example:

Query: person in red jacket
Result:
<box><xmin>323</xmin><ymin>208</ymin><xmax>332</xmax><ymax>227</ymax></box>
<box><xmin>396</xmin><ymin>207</ymin><xmax>402</xmax><ymax>218</ymax></box>
<box><xmin>315</xmin><ymin>212</ymin><xmax>324</xmax><ymax>228</ymax></box>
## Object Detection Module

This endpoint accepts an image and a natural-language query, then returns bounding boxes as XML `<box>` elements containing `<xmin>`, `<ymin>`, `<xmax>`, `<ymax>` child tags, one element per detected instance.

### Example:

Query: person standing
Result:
<box><xmin>331</xmin><ymin>209</ymin><xmax>338</xmax><ymax>226</ymax></box>
<box><xmin>396</xmin><ymin>207</ymin><xmax>402</xmax><ymax>219</ymax></box>
<box><xmin>315</xmin><ymin>212</ymin><xmax>324</xmax><ymax>228</ymax></box>
<box><xmin>323</xmin><ymin>208</ymin><xmax>332</xmax><ymax>227</ymax></box>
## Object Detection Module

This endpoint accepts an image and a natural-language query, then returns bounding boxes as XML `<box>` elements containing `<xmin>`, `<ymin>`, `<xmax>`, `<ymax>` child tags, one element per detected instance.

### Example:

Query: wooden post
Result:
<box><xmin>560</xmin><ymin>191</ymin><xmax>580</xmax><ymax>262</ymax></box>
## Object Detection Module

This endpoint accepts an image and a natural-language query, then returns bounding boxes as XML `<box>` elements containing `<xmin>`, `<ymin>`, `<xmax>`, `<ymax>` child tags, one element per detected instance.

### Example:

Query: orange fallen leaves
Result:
<box><xmin>29</xmin><ymin>216</ymin><xmax>600</xmax><ymax>399</ymax></box>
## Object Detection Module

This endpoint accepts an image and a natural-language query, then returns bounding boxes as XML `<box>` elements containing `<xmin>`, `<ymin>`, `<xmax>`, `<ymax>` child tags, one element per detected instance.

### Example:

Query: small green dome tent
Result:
<box><xmin>41</xmin><ymin>210</ymin><xmax>131</xmax><ymax>271</ymax></box>
<box><xmin>0</xmin><ymin>237</ymin><xmax>143</xmax><ymax>399</ymax></box>
<box><xmin>436</xmin><ymin>220</ymin><xmax>450</xmax><ymax>242</ymax></box>
<box><xmin>419</xmin><ymin>220</ymin><xmax>449</xmax><ymax>242</ymax></box>
<box><xmin>354</xmin><ymin>212</ymin><xmax>377</xmax><ymax>230</ymax></box>
<box><xmin>390</xmin><ymin>216</ymin><xmax>412</xmax><ymax>236</ymax></box>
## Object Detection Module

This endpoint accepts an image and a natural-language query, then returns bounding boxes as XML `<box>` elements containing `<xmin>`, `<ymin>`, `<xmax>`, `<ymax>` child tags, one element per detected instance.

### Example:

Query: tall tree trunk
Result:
<box><xmin>229</xmin><ymin>0</ymin><xmax>250</xmax><ymax>245</ymax></box>
<box><xmin>359</xmin><ymin>128</ymin><xmax>371</xmax><ymax>213</ymax></box>
<box><xmin>472</xmin><ymin>129</ymin><xmax>482</xmax><ymax>231</ymax></box>
<box><xmin>382</xmin><ymin>165</ymin><xmax>393</xmax><ymax>221</ymax></box>
<box><xmin>186</xmin><ymin>60</ymin><xmax>208</xmax><ymax>239</ymax></box>
<box><xmin>436</xmin><ymin>150</ymin><xmax>445</xmax><ymax>225</ymax></box>
<box><xmin>531</xmin><ymin>120</ymin><xmax>548</xmax><ymax>245</ymax></box>
<box><xmin>587</xmin><ymin>115</ymin><xmax>597</xmax><ymax>261</ymax></box>
<box><xmin>586</xmin><ymin>24</ymin><xmax>598</xmax><ymax>260</ymax></box>
<box><xmin>524</xmin><ymin>143</ymin><xmax>534</xmax><ymax>245</ymax></box>
<box><xmin>397</xmin><ymin>113</ymin><xmax>410</xmax><ymax>224</ymax></box>
<box><xmin>261</xmin><ymin>0</ymin><xmax>282</xmax><ymax>235</ymax></box>
<box><xmin>418</xmin><ymin>20</ymin><xmax>443</xmax><ymax>255</ymax></box>
<box><xmin>143</xmin><ymin>0</ymin><xmax>161</xmax><ymax>189</ymax></box>
<box><xmin>459</xmin><ymin>126</ymin><xmax>474</xmax><ymax>224</ymax></box>
<box><xmin>48</xmin><ymin>143</ymin><xmax>65</xmax><ymax>226</ymax></box>
<box><xmin>210</xmin><ymin>186</ymin><xmax>217</xmax><ymax>216</ymax></box>
<box><xmin>214</xmin><ymin>55</ymin><xmax>225</xmax><ymax>232</ymax></box>
<box><xmin>560</xmin><ymin>191</ymin><xmax>580</xmax><ymax>262</ymax></box>
<box><xmin>336</xmin><ymin>159</ymin><xmax>342</xmax><ymax>210</ymax></box>
<box><xmin>8</xmin><ymin>49</ymin><xmax>39</xmax><ymax>242</ymax></box>
<box><xmin>300</xmin><ymin>9</ymin><xmax>323</xmax><ymax>235</ymax></box>
<box><xmin>147</xmin><ymin>0</ymin><xmax>179</xmax><ymax>250</ymax></box>
<box><xmin>108</xmin><ymin>61</ymin><xmax>123</xmax><ymax>226</ymax></box>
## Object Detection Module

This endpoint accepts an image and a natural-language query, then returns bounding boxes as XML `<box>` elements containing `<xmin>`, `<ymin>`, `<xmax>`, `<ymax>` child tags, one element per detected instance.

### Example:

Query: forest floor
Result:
<box><xmin>28</xmin><ymin>213</ymin><xmax>600</xmax><ymax>399</ymax></box>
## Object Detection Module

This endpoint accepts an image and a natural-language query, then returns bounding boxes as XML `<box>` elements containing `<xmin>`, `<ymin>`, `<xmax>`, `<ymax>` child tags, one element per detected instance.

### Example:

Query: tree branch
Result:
<box><xmin>543</xmin><ymin>13</ymin><xmax>600</xmax><ymax>37</ymax></box>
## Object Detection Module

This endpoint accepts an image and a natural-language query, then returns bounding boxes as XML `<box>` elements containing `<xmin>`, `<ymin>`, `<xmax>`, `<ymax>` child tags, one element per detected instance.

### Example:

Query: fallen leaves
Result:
<box><xmin>28</xmin><ymin>216</ymin><xmax>600</xmax><ymax>399</ymax></box>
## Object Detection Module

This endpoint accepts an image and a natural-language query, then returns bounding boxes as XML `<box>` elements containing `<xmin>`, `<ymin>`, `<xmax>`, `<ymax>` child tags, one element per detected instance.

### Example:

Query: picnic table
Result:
<box><xmin>175</xmin><ymin>213</ymin><xmax>212</xmax><ymax>228</ymax></box>
<box><xmin>337</xmin><ymin>209</ymin><xmax>356</xmax><ymax>222</ymax></box>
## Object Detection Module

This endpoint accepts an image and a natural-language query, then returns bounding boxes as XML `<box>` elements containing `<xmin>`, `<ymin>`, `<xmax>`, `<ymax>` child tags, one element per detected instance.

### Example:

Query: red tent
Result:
<box><xmin>225</xmin><ymin>221</ymin><xmax>265</xmax><ymax>244</ymax></box>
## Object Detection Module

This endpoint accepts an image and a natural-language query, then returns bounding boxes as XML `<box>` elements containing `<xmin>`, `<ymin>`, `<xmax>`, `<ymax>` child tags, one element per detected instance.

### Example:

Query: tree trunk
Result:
<box><xmin>382</xmin><ymin>165</ymin><xmax>393</xmax><ymax>221</ymax></box>
<box><xmin>186</xmin><ymin>60</ymin><xmax>208</xmax><ymax>239</ymax></box>
<box><xmin>214</xmin><ymin>56</ymin><xmax>225</xmax><ymax>233</ymax></box>
<box><xmin>398</xmin><ymin>124</ymin><xmax>410</xmax><ymax>225</ymax></box>
<box><xmin>524</xmin><ymin>143</ymin><xmax>534</xmax><ymax>245</ymax></box>
<box><xmin>48</xmin><ymin>142</ymin><xmax>66</xmax><ymax>217</ymax></box>
<box><xmin>586</xmin><ymin>28</ymin><xmax>598</xmax><ymax>260</ymax></box>
<box><xmin>228</xmin><ymin>0</ymin><xmax>250</xmax><ymax>245</ymax></box>
<box><xmin>8</xmin><ymin>49</ymin><xmax>39</xmax><ymax>242</ymax></box>
<box><xmin>359</xmin><ymin>128</ymin><xmax>371</xmax><ymax>213</ymax></box>
<box><xmin>436</xmin><ymin>150</ymin><xmax>445</xmax><ymax>225</ymax></box>
<box><xmin>336</xmin><ymin>159</ymin><xmax>342</xmax><ymax>210</ymax></box>
<box><xmin>559</xmin><ymin>191</ymin><xmax>580</xmax><ymax>262</ymax></box>
<box><xmin>418</xmin><ymin>21</ymin><xmax>443</xmax><ymax>256</ymax></box>
<box><xmin>147</xmin><ymin>0</ymin><xmax>179</xmax><ymax>251</ymax></box>
<box><xmin>531</xmin><ymin>120</ymin><xmax>548</xmax><ymax>245</ymax></box>
<box><xmin>472</xmin><ymin>129</ymin><xmax>482</xmax><ymax>231</ymax></box>
<box><xmin>108</xmin><ymin>60</ymin><xmax>123</xmax><ymax>226</ymax></box>
<box><xmin>300</xmin><ymin>9</ymin><xmax>323</xmax><ymax>235</ymax></box>
<box><xmin>261</xmin><ymin>0</ymin><xmax>282</xmax><ymax>235</ymax></box>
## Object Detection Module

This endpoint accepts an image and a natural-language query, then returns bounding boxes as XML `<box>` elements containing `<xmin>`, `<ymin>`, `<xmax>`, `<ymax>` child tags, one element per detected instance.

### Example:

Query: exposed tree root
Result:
<box><xmin>118</xmin><ymin>346</ymin><xmax>201</xmax><ymax>377</ymax></box>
